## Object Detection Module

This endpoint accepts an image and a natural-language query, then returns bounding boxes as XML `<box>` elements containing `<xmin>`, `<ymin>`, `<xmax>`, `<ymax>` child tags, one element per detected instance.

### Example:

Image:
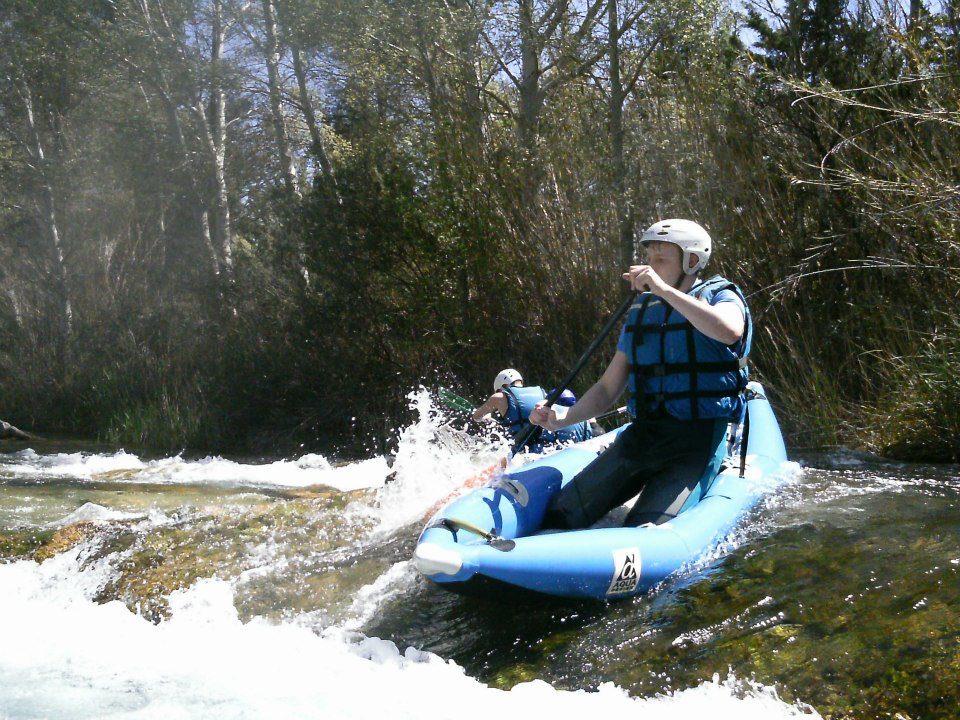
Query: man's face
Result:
<box><xmin>640</xmin><ymin>241</ymin><xmax>684</xmax><ymax>284</ymax></box>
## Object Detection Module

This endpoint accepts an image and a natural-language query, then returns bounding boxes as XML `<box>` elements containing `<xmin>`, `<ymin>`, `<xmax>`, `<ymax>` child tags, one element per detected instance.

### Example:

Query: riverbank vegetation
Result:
<box><xmin>0</xmin><ymin>0</ymin><xmax>957</xmax><ymax>460</ymax></box>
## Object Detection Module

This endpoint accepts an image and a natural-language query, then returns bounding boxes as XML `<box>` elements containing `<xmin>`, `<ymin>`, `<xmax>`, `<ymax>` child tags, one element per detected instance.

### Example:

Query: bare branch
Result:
<box><xmin>477</xmin><ymin>26</ymin><xmax>521</xmax><ymax>88</ymax></box>
<box><xmin>540</xmin><ymin>0</ymin><xmax>571</xmax><ymax>39</ymax></box>
<box><xmin>622</xmin><ymin>35</ymin><xmax>662</xmax><ymax>97</ymax></box>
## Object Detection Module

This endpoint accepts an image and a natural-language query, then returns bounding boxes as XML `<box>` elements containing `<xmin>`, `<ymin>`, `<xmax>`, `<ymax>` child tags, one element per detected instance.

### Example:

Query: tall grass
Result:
<box><xmin>862</xmin><ymin>319</ymin><xmax>960</xmax><ymax>462</ymax></box>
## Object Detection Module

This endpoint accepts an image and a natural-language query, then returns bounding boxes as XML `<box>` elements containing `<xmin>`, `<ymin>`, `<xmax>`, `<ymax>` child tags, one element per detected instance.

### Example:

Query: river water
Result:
<box><xmin>0</xmin><ymin>391</ymin><xmax>957</xmax><ymax>719</ymax></box>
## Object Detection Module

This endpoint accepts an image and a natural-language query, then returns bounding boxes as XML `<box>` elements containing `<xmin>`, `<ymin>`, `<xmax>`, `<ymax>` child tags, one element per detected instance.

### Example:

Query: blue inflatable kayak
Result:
<box><xmin>413</xmin><ymin>382</ymin><xmax>788</xmax><ymax>600</ymax></box>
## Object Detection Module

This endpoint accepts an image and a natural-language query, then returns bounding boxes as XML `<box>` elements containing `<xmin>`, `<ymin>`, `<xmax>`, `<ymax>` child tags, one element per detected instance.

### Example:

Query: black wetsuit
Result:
<box><xmin>543</xmin><ymin>413</ymin><xmax>728</xmax><ymax>528</ymax></box>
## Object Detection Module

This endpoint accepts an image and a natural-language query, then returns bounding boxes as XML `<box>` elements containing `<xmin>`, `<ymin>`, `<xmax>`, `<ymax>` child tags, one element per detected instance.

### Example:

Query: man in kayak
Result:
<box><xmin>530</xmin><ymin>219</ymin><xmax>751</xmax><ymax>527</ymax></box>
<box><xmin>473</xmin><ymin>369</ymin><xmax>593</xmax><ymax>448</ymax></box>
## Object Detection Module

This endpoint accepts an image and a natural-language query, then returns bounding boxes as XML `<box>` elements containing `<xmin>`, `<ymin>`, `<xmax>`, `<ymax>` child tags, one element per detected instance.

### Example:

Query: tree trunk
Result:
<box><xmin>152</xmin><ymin>88</ymin><xmax>222</xmax><ymax>285</ymax></box>
<box><xmin>608</xmin><ymin>0</ymin><xmax>633</xmax><ymax>267</ymax></box>
<box><xmin>290</xmin><ymin>44</ymin><xmax>338</xmax><ymax>195</ymax></box>
<box><xmin>0</xmin><ymin>420</ymin><xmax>31</xmax><ymax>440</ymax></box>
<box><xmin>516</xmin><ymin>0</ymin><xmax>546</xmax><ymax>216</ymax></box>
<box><xmin>261</xmin><ymin>0</ymin><xmax>300</xmax><ymax>197</ymax></box>
<box><xmin>908</xmin><ymin>0</ymin><xmax>922</xmax><ymax>32</ymax></box>
<box><xmin>455</xmin><ymin>13</ymin><xmax>485</xmax><ymax>149</ymax></box>
<box><xmin>21</xmin><ymin>84</ymin><xmax>72</xmax><ymax>368</ymax></box>
<box><xmin>206</xmin><ymin>0</ymin><xmax>233</xmax><ymax>281</ymax></box>
<box><xmin>4</xmin><ymin>289</ymin><xmax>23</xmax><ymax>328</ymax></box>
<box><xmin>517</xmin><ymin>0</ymin><xmax>543</xmax><ymax>159</ymax></box>
<box><xmin>948</xmin><ymin>0</ymin><xmax>960</xmax><ymax>66</ymax></box>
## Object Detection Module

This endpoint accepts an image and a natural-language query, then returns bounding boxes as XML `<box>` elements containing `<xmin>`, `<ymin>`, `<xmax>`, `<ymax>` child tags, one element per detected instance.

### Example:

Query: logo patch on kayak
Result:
<box><xmin>607</xmin><ymin>547</ymin><xmax>641</xmax><ymax>595</ymax></box>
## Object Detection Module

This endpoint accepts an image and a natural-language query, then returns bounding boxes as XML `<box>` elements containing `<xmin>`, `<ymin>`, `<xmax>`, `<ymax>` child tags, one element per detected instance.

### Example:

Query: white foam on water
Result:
<box><xmin>817</xmin><ymin>448</ymin><xmax>906</xmax><ymax>469</ymax></box>
<box><xmin>0</xmin><ymin>447</ymin><xmax>147</xmax><ymax>476</ymax></box>
<box><xmin>0</xmin><ymin>447</ymin><xmax>390</xmax><ymax>492</ymax></box>
<box><xmin>661</xmin><ymin>459</ymin><xmax>805</xmax><ymax>585</ymax></box>
<box><xmin>0</xmin><ymin>554</ymin><xmax>820</xmax><ymax>720</ymax></box>
<box><xmin>0</xmin><ymin>390</ymin><xmax>506</xmax><ymax>508</ymax></box>
<box><xmin>49</xmin><ymin>501</ymin><xmax>146</xmax><ymax>527</ymax></box>
<box><xmin>0</xmin><ymin>390</ymin><xmax>529</xmax><ymax>544</ymax></box>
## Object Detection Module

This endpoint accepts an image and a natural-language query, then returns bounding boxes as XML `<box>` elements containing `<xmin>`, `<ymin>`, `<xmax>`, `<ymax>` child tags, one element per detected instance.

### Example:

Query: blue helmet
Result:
<box><xmin>554</xmin><ymin>389</ymin><xmax>577</xmax><ymax>407</ymax></box>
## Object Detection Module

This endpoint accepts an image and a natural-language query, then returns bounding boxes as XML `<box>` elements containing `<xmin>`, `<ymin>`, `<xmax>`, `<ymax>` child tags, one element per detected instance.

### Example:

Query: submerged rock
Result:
<box><xmin>34</xmin><ymin>522</ymin><xmax>103</xmax><ymax>562</ymax></box>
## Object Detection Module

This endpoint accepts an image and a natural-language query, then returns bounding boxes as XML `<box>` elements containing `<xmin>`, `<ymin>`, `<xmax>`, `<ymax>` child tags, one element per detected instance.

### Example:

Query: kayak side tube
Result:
<box><xmin>414</xmin><ymin>444</ymin><xmax>615</xmax><ymax>584</ymax></box>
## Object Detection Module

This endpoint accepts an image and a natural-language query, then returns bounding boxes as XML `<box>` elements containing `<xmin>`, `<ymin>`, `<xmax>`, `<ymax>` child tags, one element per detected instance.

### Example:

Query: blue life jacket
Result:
<box><xmin>501</xmin><ymin>386</ymin><xmax>593</xmax><ymax>446</ymax></box>
<box><xmin>622</xmin><ymin>275</ymin><xmax>752</xmax><ymax>421</ymax></box>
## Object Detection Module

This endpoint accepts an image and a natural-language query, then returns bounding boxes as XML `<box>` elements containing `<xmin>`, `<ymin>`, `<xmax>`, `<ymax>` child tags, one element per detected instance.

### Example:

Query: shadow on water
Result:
<box><xmin>365</xmin><ymin>574</ymin><xmax>613</xmax><ymax>685</ymax></box>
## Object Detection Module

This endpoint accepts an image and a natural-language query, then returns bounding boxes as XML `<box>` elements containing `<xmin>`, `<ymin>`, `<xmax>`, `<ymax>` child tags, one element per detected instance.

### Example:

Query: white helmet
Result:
<box><xmin>639</xmin><ymin>219</ymin><xmax>712</xmax><ymax>275</ymax></box>
<box><xmin>493</xmin><ymin>368</ymin><xmax>522</xmax><ymax>392</ymax></box>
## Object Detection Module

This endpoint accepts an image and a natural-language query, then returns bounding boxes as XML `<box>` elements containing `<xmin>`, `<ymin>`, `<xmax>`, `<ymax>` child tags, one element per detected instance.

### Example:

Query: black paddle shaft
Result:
<box><xmin>511</xmin><ymin>291</ymin><xmax>639</xmax><ymax>455</ymax></box>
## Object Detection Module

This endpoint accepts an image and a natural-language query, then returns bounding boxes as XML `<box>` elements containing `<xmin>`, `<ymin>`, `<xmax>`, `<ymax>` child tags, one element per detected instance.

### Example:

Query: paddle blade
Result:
<box><xmin>438</xmin><ymin>387</ymin><xmax>475</xmax><ymax>413</ymax></box>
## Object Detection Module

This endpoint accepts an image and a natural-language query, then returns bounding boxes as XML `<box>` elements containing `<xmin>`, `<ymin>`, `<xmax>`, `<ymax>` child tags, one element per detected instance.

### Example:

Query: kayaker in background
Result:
<box><xmin>530</xmin><ymin>219</ymin><xmax>751</xmax><ymax>528</ymax></box>
<box><xmin>472</xmin><ymin>369</ymin><xmax>593</xmax><ymax>449</ymax></box>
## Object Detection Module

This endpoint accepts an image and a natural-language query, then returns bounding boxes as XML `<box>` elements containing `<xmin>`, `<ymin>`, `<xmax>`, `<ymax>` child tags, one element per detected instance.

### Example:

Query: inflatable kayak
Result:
<box><xmin>413</xmin><ymin>382</ymin><xmax>788</xmax><ymax>600</ymax></box>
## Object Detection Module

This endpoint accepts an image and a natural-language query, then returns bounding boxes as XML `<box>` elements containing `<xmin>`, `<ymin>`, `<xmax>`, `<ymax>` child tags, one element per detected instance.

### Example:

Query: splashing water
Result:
<box><xmin>365</xmin><ymin>388</ymin><xmax>512</xmax><ymax>533</ymax></box>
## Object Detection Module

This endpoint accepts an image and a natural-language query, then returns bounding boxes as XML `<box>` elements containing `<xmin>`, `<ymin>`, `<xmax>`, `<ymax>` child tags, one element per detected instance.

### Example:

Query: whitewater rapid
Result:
<box><xmin>0</xmin><ymin>389</ymin><xmax>820</xmax><ymax>719</ymax></box>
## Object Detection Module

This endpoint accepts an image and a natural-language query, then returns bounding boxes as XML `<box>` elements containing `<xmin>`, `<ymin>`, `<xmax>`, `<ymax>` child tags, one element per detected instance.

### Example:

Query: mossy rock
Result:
<box><xmin>99</xmin><ymin>525</ymin><xmax>241</xmax><ymax>621</ymax></box>
<box><xmin>489</xmin><ymin>663</ymin><xmax>539</xmax><ymax>689</ymax></box>
<box><xmin>95</xmin><ymin>495</ymin><xmax>378</xmax><ymax>621</ymax></box>
<box><xmin>0</xmin><ymin>529</ymin><xmax>50</xmax><ymax>560</ymax></box>
<box><xmin>34</xmin><ymin>522</ymin><xmax>104</xmax><ymax>562</ymax></box>
<box><xmin>1</xmin><ymin>523</ymin><xmax>116</xmax><ymax>563</ymax></box>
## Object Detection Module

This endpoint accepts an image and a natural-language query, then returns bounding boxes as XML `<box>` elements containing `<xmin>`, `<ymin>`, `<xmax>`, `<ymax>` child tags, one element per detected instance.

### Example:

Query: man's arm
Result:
<box><xmin>661</xmin><ymin>289</ymin><xmax>744</xmax><ymax>345</ymax></box>
<box><xmin>626</xmin><ymin>266</ymin><xmax>745</xmax><ymax>345</ymax></box>
<box><xmin>529</xmin><ymin>352</ymin><xmax>629</xmax><ymax>432</ymax></box>
<box><xmin>472</xmin><ymin>392</ymin><xmax>508</xmax><ymax>421</ymax></box>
